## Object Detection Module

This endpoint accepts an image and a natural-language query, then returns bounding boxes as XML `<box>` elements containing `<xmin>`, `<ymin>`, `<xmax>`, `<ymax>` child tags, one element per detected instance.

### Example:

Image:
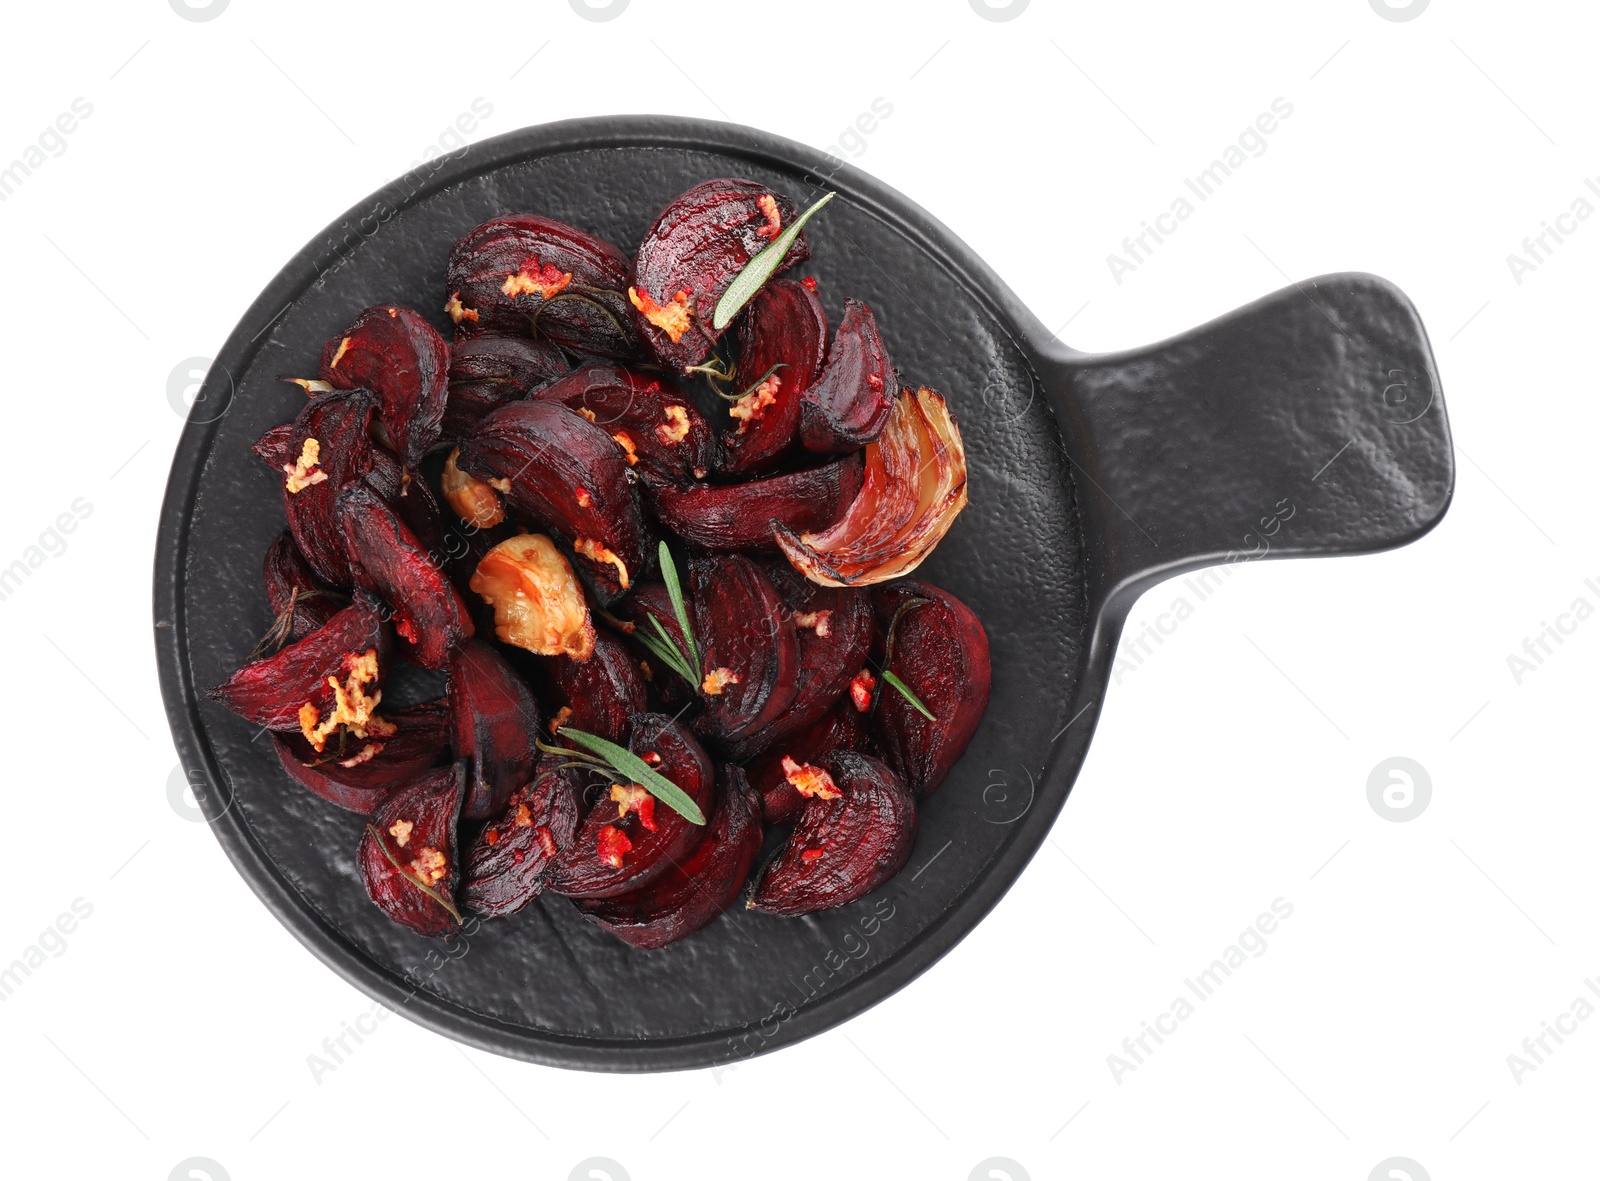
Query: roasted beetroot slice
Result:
<box><xmin>272</xmin><ymin>699</ymin><xmax>449</xmax><ymax>815</ymax></box>
<box><xmin>271</xmin><ymin>388</ymin><xmax>380</xmax><ymax>587</ymax></box>
<box><xmin>538</xmin><ymin>629</ymin><xmax>648</xmax><ymax>747</ymax></box>
<box><xmin>799</xmin><ymin>299</ymin><xmax>896</xmax><ymax>454</ymax></box>
<box><xmin>718</xmin><ymin>278</ymin><xmax>828</xmax><ymax>476</ymax></box>
<box><xmin>359</xmin><ymin>764</ymin><xmax>466</xmax><ymax>938</ymax></box>
<box><xmin>750</xmin><ymin>752</ymin><xmax>915</xmax><ymax>917</ymax></box>
<box><xmin>462</xmin><ymin>760</ymin><xmax>582</xmax><ymax>918</ymax></box>
<box><xmin>455</xmin><ymin>400</ymin><xmax>648</xmax><ymax>604</ymax></box>
<box><xmin>649</xmin><ymin>454</ymin><xmax>862</xmax><ymax>554</ymax></box>
<box><xmin>747</xmin><ymin>701</ymin><xmax>872</xmax><ymax>825</ymax></box>
<box><xmin>720</xmin><ymin>563</ymin><xmax>873</xmax><ymax>761</ymax></box>
<box><xmin>443</xmin><ymin>334</ymin><xmax>569</xmax><ymax>437</ymax></box>
<box><xmin>577</xmin><ymin>764</ymin><xmax>763</xmax><ymax>949</ymax></box>
<box><xmin>447</xmin><ymin>639</ymin><xmax>540</xmax><ymax>820</ymax></box>
<box><xmin>872</xmin><ymin>580</ymin><xmax>991</xmax><ymax>797</ymax></box>
<box><xmin>318</xmin><ymin>305</ymin><xmax>449</xmax><ymax>470</ymax></box>
<box><xmin>253</xmin><ymin>422</ymin><xmax>297</xmax><ymax>468</ymax></box>
<box><xmin>547</xmin><ymin>713</ymin><xmax>719</xmax><ymax>900</ymax></box>
<box><xmin>445</xmin><ymin>214</ymin><xmax>637</xmax><ymax>356</ymax></box>
<box><xmin>532</xmin><ymin>363</ymin><xmax>713</xmax><ymax>487</ymax></box>
<box><xmin>263</xmin><ymin>531</ymin><xmax>343</xmax><ymax>640</ymax></box>
<box><xmin>690</xmin><ymin>555</ymin><xmax>799</xmax><ymax>747</ymax></box>
<box><xmin>212</xmin><ymin>596</ymin><xmax>390</xmax><ymax>732</ymax></box>
<box><xmin>629</xmin><ymin>179</ymin><xmax>810</xmax><ymax>374</ymax></box>
<box><xmin>338</xmin><ymin>482</ymin><xmax>474</xmax><ymax>671</ymax></box>
<box><xmin>365</xmin><ymin>445</ymin><xmax>448</xmax><ymax>559</ymax></box>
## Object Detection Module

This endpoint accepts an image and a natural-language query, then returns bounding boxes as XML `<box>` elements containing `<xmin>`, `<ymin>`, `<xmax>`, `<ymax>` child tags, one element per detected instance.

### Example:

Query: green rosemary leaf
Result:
<box><xmin>640</xmin><ymin>617</ymin><xmax>696</xmax><ymax>685</ymax></box>
<box><xmin>657</xmin><ymin>540</ymin><xmax>699</xmax><ymax>671</ymax></box>
<box><xmin>559</xmin><ymin>727</ymin><xmax>706</xmax><ymax>825</ymax></box>
<box><xmin>713</xmin><ymin>192</ymin><xmax>835</xmax><ymax>330</ymax></box>
<box><xmin>881</xmin><ymin>669</ymin><xmax>936</xmax><ymax>722</ymax></box>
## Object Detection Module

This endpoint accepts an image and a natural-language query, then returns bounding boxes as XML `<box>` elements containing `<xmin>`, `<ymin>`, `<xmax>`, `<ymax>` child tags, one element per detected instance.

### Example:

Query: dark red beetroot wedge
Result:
<box><xmin>690</xmin><ymin>555</ymin><xmax>799</xmax><ymax>748</ymax></box>
<box><xmin>253</xmin><ymin>422</ymin><xmax>298</xmax><ymax>468</ymax></box>
<box><xmin>746</xmin><ymin>700</ymin><xmax>872</xmax><ymax>825</ymax></box>
<box><xmin>577</xmin><ymin>764</ymin><xmax>763</xmax><ymax>950</ymax></box>
<box><xmin>872</xmin><ymin>580</ymin><xmax>991</xmax><ymax>797</ymax></box>
<box><xmin>359</xmin><ymin>763</ymin><xmax>466</xmax><ymax>938</ymax></box>
<box><xmin>447</xmin><ymin>639</ymin><xmax>540</xmax><ymax>820</ymax></box>
<box><xmin>263</xmin><ymin>531</ymin><xmax>343</xmax><ymax>641</ymax></box>
<box><xmin>462</xmin><ymin>759</ymin><xmax>582</xmax><ymax>918</ymax></box>
<box><xmin>749</xmin><ymin>752</ymin><xmax>915</xmax><ymax>917</ymax></box>
<box><xmin>213</xmin><ymin>595</ymin><xmax>391</xmax><ymax>734</ymax></box>
<box><xmin>607</xmin><ymin>583</ymin><xmax>695</xmax><ymax>712</ymax></box>
<box><xmin>629</xmin><ymin>179</ymin><xmax>810</xmax><ymax>374</ymax></box>
<box><xmin>455</xmin><ymin>400</ymin><xmax>648</xmax><ymax>604</ymax></box>
<box><xmin>272</xmin><ymin>699</ymin><xmax>449</xmax><ymax>815</ymax></box>
<box><xmin>648</xmin><ymin>454</ymin><xmax>862</xmax><ymax>554</ymax></box>
<box><xmin>337</xmin><ymin>482</ymin><xmax>474</xmax><ymax>671</ymax></box>
<box><xmin>532</xmin><ymin>363</ymin><xmax>713</xmax><ymax>488</ymax></box>
<box><xmin>720</xmin><ymin>560</ymin><xmax>874</xmax><ymax>761</ymax></box>
<box><xmin>538</xmin><ymin>629</ymin><xmax>649</xmax><ymax>747</ymax></box>
<box><xmin>799</xmin><ymin>299</ymin><xmax>896</xmax><ymax>454</ymax></box>
<box><xmin>547</xmin><ymin>713</ymin><xmax>718</xmax><ymax>900</ymax></box>
<box><xmin>364</xmin><ymin>446</ymin><xmax>447</xmax><ymax>560</ymax></box>
<box><xmin>268</xmin><ymin>388</ymin><xmax>380</xmax><ymax>588</ymax></box>
<box><xmin>443</xmin><ymin>334</ymin><xmax>569</xmax><ymax>438</ymax></box>
<box><xmin>318</xmin><ymin>305</ymin><xmax>449</xmax><ymax>470</ymax></box>
<box><xmin>445</xmin><ymin>215</ymin><xmax>637</xmax><ymax>357</ymax></box>
<box><xmin>718</xmin><ymin>277</ymin><xmax>828</xmax><ymax>476</ymax></box>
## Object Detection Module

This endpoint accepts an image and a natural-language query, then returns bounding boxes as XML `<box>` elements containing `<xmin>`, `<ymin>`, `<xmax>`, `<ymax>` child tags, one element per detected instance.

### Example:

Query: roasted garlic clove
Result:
<box><xmin>468</xmin><ymin>533</ymin><xmax>595</xmax><ymax>660</ymax></box>
<box><xmin>441</xmin><ymin>447</ymin><xmax>505</xmax><ymax>529</ymax></box>
<box><xmin>775</xmin><ymin>387</ymin><xmax>968</xmax><ymax>586</ymax></box>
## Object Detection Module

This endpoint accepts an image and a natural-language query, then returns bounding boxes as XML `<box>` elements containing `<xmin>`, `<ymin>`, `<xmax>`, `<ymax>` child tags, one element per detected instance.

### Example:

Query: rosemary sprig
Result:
<box><xmin>558</xmin><ymin>727</ymin><xmax>706</xmax><ymax>825</ymax></box>
<box><xmin>713</xmin><ymin>191</ymin><xmax>835</xmax><ymax>330</ymax></box>
<box><xmin>658</xmin><ymin>541</ymin><xmax>700</xmax><ymax>672</ymax></box>
<box><xmin>365</xmin><ymin>824</ymin><xmax>462</xmax><ymax>924</ymax></box>
<box><xmin>717</xmin><ymin>361</ymin><xmax>786</xmax><ymax>403</ymax></box>
<box><xmin>880</xmin><ymin>668</ymin><xmax>936</xmax><ymax>721</ymax></box>
<box><xmin>636</xmin><ymin>616</ymin><xmax>698</xmax><ymax>686</ymax></box>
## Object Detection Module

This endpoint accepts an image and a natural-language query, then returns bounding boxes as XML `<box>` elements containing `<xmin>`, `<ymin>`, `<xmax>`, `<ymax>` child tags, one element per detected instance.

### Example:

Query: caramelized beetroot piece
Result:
<box><xmin>872</xmin><ymin>580</ymin><xmax>991</xmax><ymax>797</ymax></box>
<box><xmin>718</xmin><ymin>278</ymin><xmax>828</xmax><ymax>476</ymax></box>
<box><xmin>462</xmin><ymin>760</ymin><xmax>582</xmax><ymax>917</ymax></box>
<box><xmin>212</xmin><ymin>596</ymin><xmax>390</xmax><ymax>733</ymax></box>
<box><xmin>264</xmin><ymin>388</ymin><xmax>380</xmax><ymax>587</ymax></box>
<box><xmin>547</xmin><ymin>714</ymin><xmax>718</xmax><ymax>900</ymax></box>
<box><xmin>749</xmin><ymin>752</ymin><xmax>915</xmax><ymax>917</ymax></box>
<box><xmin>777</xmin><ymin>387</ymin><xmax>968</xmax><ymax>587</ymax></box>
<box><xmin>722</xmin><ymin>562</ymin><xmax>873</xmax><ymax>760</ymax></box>
<box><xmin>443</xmin><ymin>334</ymin><xmax>569</xmax><ymax>437</ymax></box>
<box><xmin>445</xmin><ymin>215</ymin><xmax>637</xmax><ymax>357</ymax></box>
<box><xmin>648</xmin><ymin>454</ymin><xmax>862</xmax><ymax>554</ymax></box>
<box><xmin>747</xmin><ymin>701</ymin><xmax>872</xmax><ymax>825</ymax></box>
<box><xmin>319</xmin><ymin>305</ymin><xmax>449</xmax><ymax>470</ymax></box>
<box><xmin>691</xmin><ymin>555</ymin><xmax>799</xmax><ymax>747</ymax></box>
<box><xmin>799</xmin><ymin>299</ymin><xmax>896</xmax><ymax>454</ymax></box>
<box><xmin>263</xmin><ymin>531</ymin><xmax>342</xmax><ymax>640</ymax></box>
<box><xmin>366</xmin><ymin>445</ymin><xmax>447</xmax><ymax>559</ymax></box>
<box><xmin>359</xmin><ymin>764</ymin><xmax>466</xmax><ymax>938</ymax></box>
<box><xmin>538</xmin><ymin>629</ymin><xmax>649</xmax><ymax>746</ymax></box>
<box><xmin>456</xmin><ymin>400</ymin><xmax>648</xmax><ymax>603</ymax></box>
<box><xmin>532</xmin><ymin>363</ymin><xmax>713</xmax><ymax>487</ymax></box>
<box><xmin>272</xmin><ymin>699</ymin><xmax>449</xmax><ymax>815</ymax></box>
<box><xmin>629</xmin><ymin>179</ymin><xmax>810</xmax><ymax>374</ymax></box>
<box><xmin>447</xmin><ymin>640</ymin><xmax>540</xmax><ymax>820</ymax></box>
<box><xmin>338</xmin><ymin>482</ymin><xmax>474</xmax><ymax>670</ymax></box>
<box><xmin>577</xmin><ymin>764</ymin><xmax>763</xmax><ymax>949</ymax></box>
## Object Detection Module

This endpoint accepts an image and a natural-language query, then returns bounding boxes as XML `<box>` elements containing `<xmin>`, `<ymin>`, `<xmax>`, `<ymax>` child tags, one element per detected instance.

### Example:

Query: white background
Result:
<box><xmin>1</xmin><ymin>1</ymin><xmax>1593</xmax><ymax>1178</ymax></box>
